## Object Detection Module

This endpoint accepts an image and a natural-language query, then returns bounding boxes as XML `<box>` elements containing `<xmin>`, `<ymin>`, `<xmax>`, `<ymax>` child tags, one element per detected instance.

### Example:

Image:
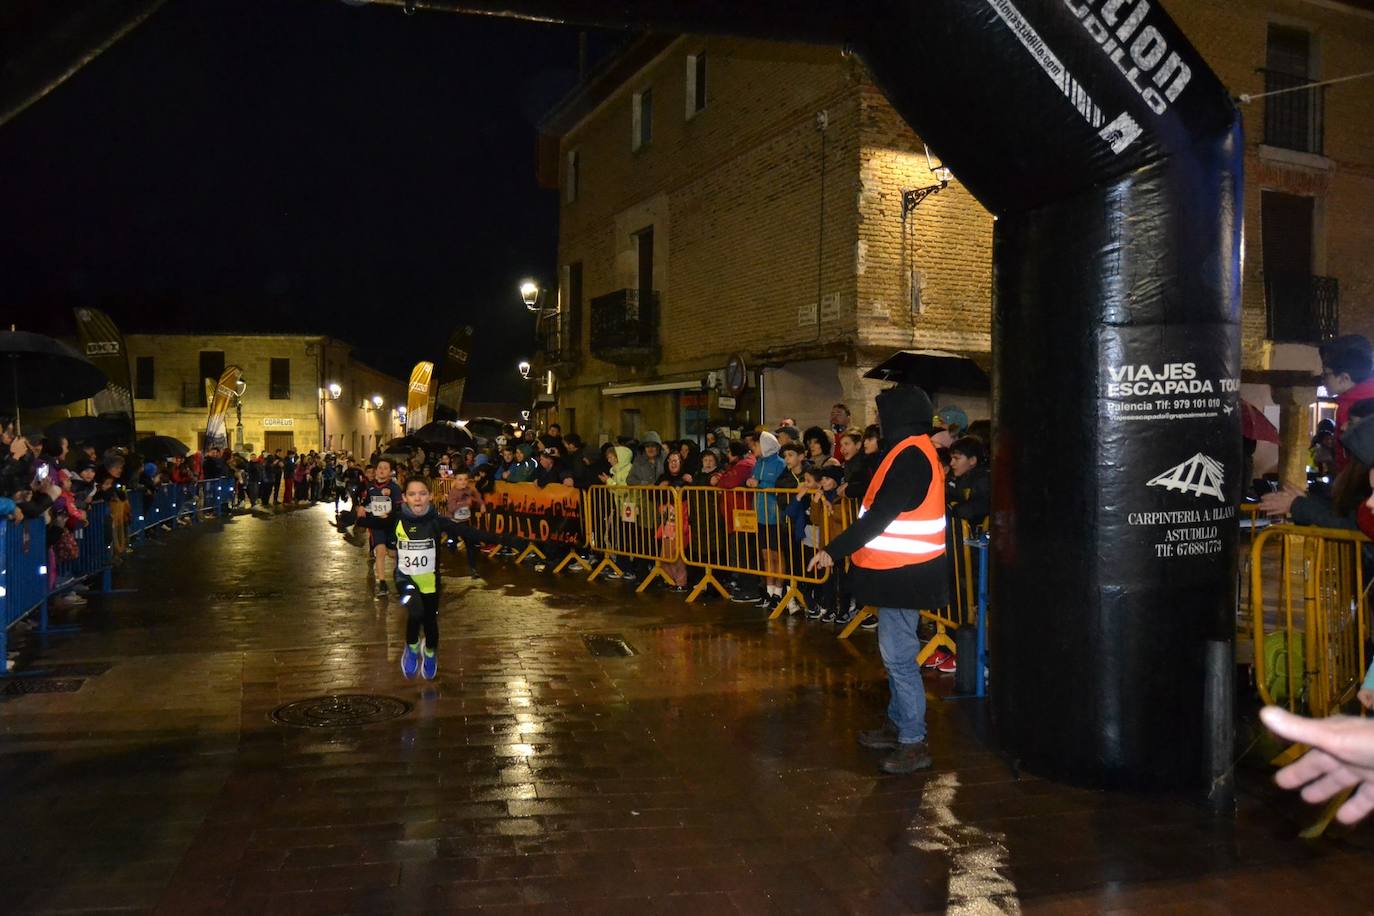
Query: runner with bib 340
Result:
<box><xmin>361</xmin><ymin>459</ymin><xmax>404</xmax><ymax>597</ymax></box>
<box><xmin>356</xmin><ymin>476</ymin><xmax>474</xmax><ymax>680</ymax></box>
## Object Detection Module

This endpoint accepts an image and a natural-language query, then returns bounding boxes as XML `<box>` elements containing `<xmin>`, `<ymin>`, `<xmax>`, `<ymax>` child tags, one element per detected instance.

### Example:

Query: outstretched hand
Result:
<box><xmin>1262</xmin><ymin>706</ymin><xmax>1374</xmax><ymax>824</ymax></box>
<box><xmin>807</xmin><ymin>549</ymin><xmax>833</xmax><ymax>573</ymax></box>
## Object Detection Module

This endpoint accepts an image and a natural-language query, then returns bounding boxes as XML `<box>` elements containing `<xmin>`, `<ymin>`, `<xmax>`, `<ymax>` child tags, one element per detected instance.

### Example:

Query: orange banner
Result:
<box><xmin>480</xmin><ymin>482</ymin><xmax>581</xmax><ymax>545</ymax></box>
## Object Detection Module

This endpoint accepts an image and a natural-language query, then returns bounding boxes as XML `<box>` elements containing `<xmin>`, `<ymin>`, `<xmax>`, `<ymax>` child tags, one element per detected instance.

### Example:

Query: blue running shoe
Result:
<box><xmin>421</xmin><ymin>649</ymin><xmax>437</xmax><ymax>680</ymax></box>
<box><xmin>401</xmin><ymin>643</ymin><xmax>420</xmax><ymax>679</ymax></box>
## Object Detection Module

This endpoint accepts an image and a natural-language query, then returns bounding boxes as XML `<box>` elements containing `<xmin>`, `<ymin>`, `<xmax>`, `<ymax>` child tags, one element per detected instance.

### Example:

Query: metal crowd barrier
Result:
<box><xmin>128</xmin><ymin>478</ymin><xmax>233</xmax><ymax>540</ymax></box>
<box><xmin>1249</xmin><ymin>523</ymin><xmax>1371</xmax><ymax>836</ymax></box>
<box><xmin>836</xmin><ymin>503</ymin><xmax>981</xmax><ymax>652</ymax></box>
<box><xmin>1250</xmin><ymin>524</ymin><xmax>1370</xmax><ymax>720</ymax></box>
<box><xmin>582</xmin><ymin>485</ymin><xmax>684</xmax><ymax>591</ymax></box>
<box><xmin>676</xmin><ymin>485</ymin><xmax>834</xmax><ymax>615</ymax></box>
<box><xmin>2</xmin><ymin>481</ymin><xmax>234</xmax><ymax>669</ymax></box>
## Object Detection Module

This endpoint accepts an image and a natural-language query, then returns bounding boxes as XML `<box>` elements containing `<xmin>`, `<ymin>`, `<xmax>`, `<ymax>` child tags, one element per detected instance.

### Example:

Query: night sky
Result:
<box><xmin>0</xmin><ymin>0</ymin><xmax>616</xmax><ymax>402</ymax></box>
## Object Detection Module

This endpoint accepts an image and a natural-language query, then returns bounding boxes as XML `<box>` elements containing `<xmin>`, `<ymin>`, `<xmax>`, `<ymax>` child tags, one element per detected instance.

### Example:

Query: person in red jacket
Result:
<box><xmin>711</xmin><ymin>439</ymin><xmax>759</xmax><ymax>602</ymax></box>
<box><xmin>1320</xmin><ymin>335</ymin><xmax>1374</xmax><ymax>470</ymax></box>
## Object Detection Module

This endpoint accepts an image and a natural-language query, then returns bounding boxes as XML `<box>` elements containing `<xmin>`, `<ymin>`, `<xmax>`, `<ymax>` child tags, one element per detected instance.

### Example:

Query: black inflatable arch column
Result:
<box><xmin>385</xmin><ymin>0</ymin><xmax>1243</xmax><ymax>791</ymax></box>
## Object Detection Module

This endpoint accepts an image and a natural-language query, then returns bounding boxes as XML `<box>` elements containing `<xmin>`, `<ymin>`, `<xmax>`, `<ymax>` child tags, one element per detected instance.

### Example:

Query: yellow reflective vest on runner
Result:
<box><xmin>850</xmin><ymin>435</ymin><xmax>947</xmax><ymax>571</ymax></box>
<box><xmin>394</xmin><ymin>518</ymin><xmax>439</xmax><ymax>594</ymax></box>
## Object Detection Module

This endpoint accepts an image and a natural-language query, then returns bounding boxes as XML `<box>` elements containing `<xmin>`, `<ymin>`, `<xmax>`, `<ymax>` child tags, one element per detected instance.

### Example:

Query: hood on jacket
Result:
<box><xmin>876</xmin><ymin>385</ymin><xmax>935</xmax><ymax>442</ymax></box>
<box><xmin>758</xmin><ymin>431</ymin><xmax>780</xmax><ymax>457</ymax></box>
<box><xmin>1342</xmin><ymin>417</ymin><xmax>1374</xmax><ymax>468</ymax></box>
<box><xmin>641</xmin><ymin>431</ymin><xmax>663</xmax><ymax>447</ymax></box>
<box><xmin>609</xmin><ymin>446</ymin><xmax>635</xmax><ymax>485</ymax></box>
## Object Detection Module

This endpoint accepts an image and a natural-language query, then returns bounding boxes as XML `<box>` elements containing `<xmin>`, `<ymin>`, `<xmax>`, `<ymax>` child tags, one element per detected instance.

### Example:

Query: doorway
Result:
<box><xmin>264</xmin><ymin>431</ymin><xmax>294</xmax><ymax>453</ymax></box>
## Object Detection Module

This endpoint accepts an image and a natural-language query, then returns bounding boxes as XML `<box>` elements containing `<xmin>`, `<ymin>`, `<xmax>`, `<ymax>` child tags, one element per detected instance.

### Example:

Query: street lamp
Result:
<box><xmin>320</xmin><ymin>382</ymin><xmax>342</xmax><ymax>452</ymax></box>
<box><xmin>371</xmin><ymin>394</ymin><xmax>384</xmax><ymax>409</ymax></box>
<box><xmin>517</xmin><ymin>360</ymin><xmax>531</xmax><ymax>380</ymax></box>
<box><xmin>519</xmin><ymin>280</ymin><xmax>542</xmax><ymax>311</ymax></box>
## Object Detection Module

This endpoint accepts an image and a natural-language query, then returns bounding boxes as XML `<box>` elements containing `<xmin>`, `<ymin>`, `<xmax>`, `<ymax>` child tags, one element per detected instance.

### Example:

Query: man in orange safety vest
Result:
<box><xmin>810</xmin><ymin>384</ymin><xmax>950</xmax><ymax>774</ymax></box>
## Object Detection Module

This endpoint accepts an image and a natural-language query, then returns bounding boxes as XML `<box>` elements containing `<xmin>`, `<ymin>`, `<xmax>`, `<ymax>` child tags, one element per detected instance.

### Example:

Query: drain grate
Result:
<box><xmin>583</xmin><ymin>634</ymin><xmax>637</xmax><ymax>657</ymax></box>
<box><xmin>271</xmin><ymin>694</ymin><xmax>412</xmax><ymax>728</ymax></box>
<box><xmin>4</xmin><ymin>678</ymin><xmax>85</xmax><ymax>696</ymax></box>
<box><xmin>45</xmin><ymin>663</ymin><xmax>113</xmax><ymax>678</ymax></box>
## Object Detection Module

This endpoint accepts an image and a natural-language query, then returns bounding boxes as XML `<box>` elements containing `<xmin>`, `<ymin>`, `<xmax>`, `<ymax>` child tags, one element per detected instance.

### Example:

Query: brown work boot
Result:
<box><xmin>857</xmin><ymin>722</ymin><xmax>899</xmax><ymax>750</ymax></box>
<box><xmin>880</xmin><ymin>741</ymin><xmax>933</xmax><ymax>774</ymax></box>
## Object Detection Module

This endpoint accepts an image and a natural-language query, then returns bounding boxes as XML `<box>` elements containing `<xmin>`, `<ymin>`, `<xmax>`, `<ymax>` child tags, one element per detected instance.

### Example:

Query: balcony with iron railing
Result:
<box><xmin>269</xmin><ymin>383</ymin><xmax>292</xmax><ymax>400</ymax></box>
<box><xmin>1266</xmin><ymin>272</ymin><xmax>1338</xmax><ymax>344</ymax></box>
<box><xmin>1259</xmin><ymin>69</ymin><xmax>1325</xmax><ymax>156</ymax></box>
<box><xmin>590</xmin><ymin>289</ymin><xmax>659</xmax><ymax>366</ymax></box>
<box><xmin>534</xmin><ymin>311</ymin><xmax>579</xmax><ymax>371</ymax></box>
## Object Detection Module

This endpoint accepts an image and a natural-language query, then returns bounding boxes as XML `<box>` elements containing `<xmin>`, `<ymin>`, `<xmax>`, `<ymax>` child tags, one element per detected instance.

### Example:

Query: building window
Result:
<box><xmin>566</xmin><ymin>149</ymin><xmax>579</xmax><ymax>203</ymax></box>
<box><xmin>632</xmin><ymin>87</ymin><xmax>653</xmax><ymax>150</ymax></box>
<box><xmin>686</xmin><ymin>52</ymin><xmax>706</xmax><ymax>117</ymax></box>
<box><xmin>270</xmin><ymin>358</ymin><xmax>291</xmax><ymax>400</ymax></box>
<box><xmin>567</xmin><ymin>261</ymin><xmax>583</xmax><ymax>356</ymax></box>
<box><xmin>134</xmin><ymin>356</ymin><xmax>155</xmax><ymax>400</ymax></box>
<box><xmin>198</xmin><ymin>350</ymin><xmax>225</xmax><ymax>407</ymax></box>
<box><xmin>1263</xmin><ymin>24</ymin><xmax>1322</xmax><ymax>155</ymax></box>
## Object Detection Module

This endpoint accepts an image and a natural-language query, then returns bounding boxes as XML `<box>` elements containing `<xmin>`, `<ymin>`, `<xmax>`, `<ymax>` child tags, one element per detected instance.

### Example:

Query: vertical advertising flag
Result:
<box><xmin>432</xmin><ymin>326</ymin><xmax>474</xmax><ymax>423</ymax></box>
<box><xmin>72</xmin><ymin>307</ymin><xmax>136</xmax><ymax>441</ymax></box>
<box><xmin>204</xmin><ymin>365</ymin><xmax>243</xmax><ymax>451</ymax></box>
<box><xmin>406</xmin><ymin>361</ymin><xmax>434</xmax><ymax>433</ymax></box>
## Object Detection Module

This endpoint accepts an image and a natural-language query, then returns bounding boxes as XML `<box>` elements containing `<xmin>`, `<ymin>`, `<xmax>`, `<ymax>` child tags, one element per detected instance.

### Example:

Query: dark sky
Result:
<box><xmin>0</xmin><ymin>0</ymin><xmax>616</xmax><ymax>402</ymax></box>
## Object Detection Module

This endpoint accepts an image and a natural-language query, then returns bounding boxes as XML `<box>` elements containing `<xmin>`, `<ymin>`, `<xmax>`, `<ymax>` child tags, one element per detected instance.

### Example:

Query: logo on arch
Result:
<box><xmin>1147</xmin><ymin>453</ymin><xmax>1225</xmax><ymax>502</ymax></box>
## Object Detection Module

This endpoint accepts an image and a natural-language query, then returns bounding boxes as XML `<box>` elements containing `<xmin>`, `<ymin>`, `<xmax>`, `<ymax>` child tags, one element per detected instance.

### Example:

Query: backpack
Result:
<box><xmin>1263</xmin><ymin>630</ymin><xmax>1306</xmax><ymax>707</ymax></box>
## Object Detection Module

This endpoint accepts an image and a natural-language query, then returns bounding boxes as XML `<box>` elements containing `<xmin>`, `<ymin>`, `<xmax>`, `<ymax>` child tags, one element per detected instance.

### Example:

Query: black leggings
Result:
<box><xmin>405</xmin><ymin>588</ymin><xmax>440</xmax><ymax>649</ymax></box>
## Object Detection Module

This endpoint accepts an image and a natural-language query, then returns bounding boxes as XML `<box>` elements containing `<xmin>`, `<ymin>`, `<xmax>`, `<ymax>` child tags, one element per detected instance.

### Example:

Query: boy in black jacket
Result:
<box><xmin>356</xmin><ymin>476</ymin><xmax>469</xmax><ymax>680</ymax></box>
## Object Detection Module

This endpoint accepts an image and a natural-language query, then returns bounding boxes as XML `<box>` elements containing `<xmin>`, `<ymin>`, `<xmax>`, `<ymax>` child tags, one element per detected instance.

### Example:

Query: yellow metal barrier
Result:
<box><xmin>835</xmin><ymin>496</ymin><xmax>980</xmax><ymax>660</ymax></box>
<box><xmin>676</xmin><ymin>486</ymin><xmax>834</xmax><ymax>616</ymax></box>
<box><xmin>583</xmin><ymin>485</ymin><xmax>685</xmax><ymax>592</ymax></box>
<box><xmin>1251</xmin><ymin>524</ymin><xmax>1369</xmax><ymax>718</ymax></box>
<box><xmin>1249</xmin><ymin>523</ymin><xmax>1370</xmax><ymax>835</ymax></box>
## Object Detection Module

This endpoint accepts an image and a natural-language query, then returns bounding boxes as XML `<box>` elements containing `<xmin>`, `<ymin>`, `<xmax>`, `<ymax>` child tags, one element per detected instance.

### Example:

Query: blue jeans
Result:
<box><xmin>877</xmin><ymin>607</ymin><xmax>927</xmax><ymax>744</ymax></box>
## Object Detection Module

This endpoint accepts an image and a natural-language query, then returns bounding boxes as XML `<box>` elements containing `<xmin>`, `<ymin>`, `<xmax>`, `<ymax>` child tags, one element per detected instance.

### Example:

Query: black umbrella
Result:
<box><xmin>414</xmin><ymin>421</ymin><xmax>475</xmax><ymax>449</ymax></box>
<box><xmin>136</xmin><ymin>435</ymin><xmax>190</xmax><ymax>462</ymax></box>
<box><xmin>0</xmin><ymin>330</ymin><xmax>108</xmax><ymax>432</ymax></box>
<box><xmin>44</xmin><ymin>415</ymin><xmax>136</xmax><ymax>452</ymax></box>
<box><xmin>380</xmin><ymin>436</ymin><xmax>420</xmax><ymax>456</ymax></box>
<box><xmin>461</xmin><ymin>416</ymin><xmax>507</xmax><ymax>441</ymax></box>
<box><xmin>863</xmin><ymin>349</ymin><xmax>990</xmax><ymax>393</ymax></box>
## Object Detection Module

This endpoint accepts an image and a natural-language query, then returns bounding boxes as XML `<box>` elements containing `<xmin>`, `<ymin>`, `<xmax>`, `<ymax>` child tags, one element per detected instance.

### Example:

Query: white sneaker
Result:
<box><xmin>786</xmin><ymin>598</ymin><xmax>802</xmax><ymax>615</ymax></box>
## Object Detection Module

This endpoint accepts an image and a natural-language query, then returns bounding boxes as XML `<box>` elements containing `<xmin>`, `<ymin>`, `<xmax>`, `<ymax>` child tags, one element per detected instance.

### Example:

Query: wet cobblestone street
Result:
<box><xmin>3</xmin><ymin>506</ymin><xmax>1372</xmax><ymax>915</ymax></box>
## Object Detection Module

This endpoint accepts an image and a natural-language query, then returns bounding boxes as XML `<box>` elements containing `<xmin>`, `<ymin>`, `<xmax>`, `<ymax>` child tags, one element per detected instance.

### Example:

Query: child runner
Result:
<box><xmin>363</xmin><ymin>459</ymin><xmax>404</xmax><ymax>597</ymax></box>
<box><xmin>444</xmin><ymin>469</ymin><xmax>505</xmax><ymax>576</ymax></box>
<box><xmin>358</xmin><ymin>476</ymin><xmax>472</xmax><ymax>679</ymax></box>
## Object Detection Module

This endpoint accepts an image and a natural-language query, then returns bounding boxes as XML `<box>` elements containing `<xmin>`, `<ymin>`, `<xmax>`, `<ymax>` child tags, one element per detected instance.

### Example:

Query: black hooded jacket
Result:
<box><xmin>824</xmin><ymin>385</ymin><xmax>950</xmax><ymax>610</ymax></box>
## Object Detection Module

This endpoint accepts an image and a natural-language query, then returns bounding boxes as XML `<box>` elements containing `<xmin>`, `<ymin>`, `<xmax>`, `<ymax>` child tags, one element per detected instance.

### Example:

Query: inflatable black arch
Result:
<box><xmin>374</xmin><ymin>0</ymin><xmax>1242</xmax><ymax>792</ymax></box>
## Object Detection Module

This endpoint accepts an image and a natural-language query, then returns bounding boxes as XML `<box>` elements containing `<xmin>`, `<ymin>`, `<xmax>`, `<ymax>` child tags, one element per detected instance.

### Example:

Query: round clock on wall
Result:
<box><xmin>725</xmin><ymin>353</ymin><xmax>748</xmax><ymax>398</ymax></box>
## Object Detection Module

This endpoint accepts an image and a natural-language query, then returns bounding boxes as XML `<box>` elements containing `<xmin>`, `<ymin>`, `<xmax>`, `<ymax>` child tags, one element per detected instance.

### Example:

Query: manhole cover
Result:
<box><xmin>4</xmin><ymin>678</ymin><xmax>85</xmax><ymax>696</ymax></box>
<box><xmin>45</xmin><ymin>663</ymin><xmax>113</xmax><ymax>678</ymax></box>
<box><xmin>271</xmin><ymin>694</ymin><xmax>411</xmax><ymax>728</ymax></box>
<box><xmin>583</xmin><ymin>634</ymin><xmax>637</xmax><ymax>657</ymax></box>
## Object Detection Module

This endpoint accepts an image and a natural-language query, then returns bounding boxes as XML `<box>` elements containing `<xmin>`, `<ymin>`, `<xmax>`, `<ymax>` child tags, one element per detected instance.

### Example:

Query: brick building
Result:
<box><xmin>533</xmin><ymin>0</ymin><xmax>1374</xmax><ymax>454</ymax></box>
<box><xmin>123</xmin><ymin>334</ymin><xmax>406</xmax><ymax>456</ymax></box>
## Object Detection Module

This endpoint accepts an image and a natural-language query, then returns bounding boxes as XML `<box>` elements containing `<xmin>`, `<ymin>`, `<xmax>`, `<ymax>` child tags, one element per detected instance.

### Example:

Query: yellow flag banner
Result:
<box><xmin>204</xmin><ymin>365</ymin><xmax>243</xmax><ymax>450</ymax></box>
<box><xmin>479</xmin><ymin>482</ymin><xmax>581</xmax><ymax>545</ymax></box>
<box><xmin>406</xmin><ymin>361</ymin><xmax>434</xmax><ymax>433</ymax></box>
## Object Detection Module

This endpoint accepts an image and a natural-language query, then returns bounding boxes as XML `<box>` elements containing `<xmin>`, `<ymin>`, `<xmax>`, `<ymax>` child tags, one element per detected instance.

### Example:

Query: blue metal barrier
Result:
<box><xmin>1</xmin><ymin>479</ymin><xmax>232</xmax><ymax>668</ymax></box>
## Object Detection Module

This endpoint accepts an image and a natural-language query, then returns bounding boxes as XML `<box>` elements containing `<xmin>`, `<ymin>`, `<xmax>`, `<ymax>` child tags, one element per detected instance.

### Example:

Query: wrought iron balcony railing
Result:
<box><xmin>1266</xmin><ymin>272</ymin><xmax>1338</xmax><ymax>344</ymax></box>
<box><xmin>590</xmin><ymin>289</ymin><xmax>659</xmax><ymax>365</ymax></box>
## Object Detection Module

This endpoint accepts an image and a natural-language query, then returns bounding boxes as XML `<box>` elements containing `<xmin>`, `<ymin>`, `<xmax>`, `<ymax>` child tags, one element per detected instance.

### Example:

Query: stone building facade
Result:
<box><xmin>534</xmin><ymin>0</ymin><xmax>1374</xmax><ymax>452</ymax></box>
<box><xmin>123</xmin><ymin>334</ymin><xmax>405</xmax><ymax>456</ymax></box>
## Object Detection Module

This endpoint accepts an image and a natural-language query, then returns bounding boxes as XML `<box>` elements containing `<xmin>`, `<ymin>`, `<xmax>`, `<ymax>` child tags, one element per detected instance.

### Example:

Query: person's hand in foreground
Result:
<box><xmin>1259</xmin><ymin>484</ymin><xmax>1304</xmax><ymax>518</ymax></box>
<box><xmin>1262</xmin><ymin>705</ymin><xmax>1374</xmax><ymax>824</ymax></box>
<box><xmin>807</xmin><ymin>549</ymin><xmax>833</xmax><ymax>573</ymax></box>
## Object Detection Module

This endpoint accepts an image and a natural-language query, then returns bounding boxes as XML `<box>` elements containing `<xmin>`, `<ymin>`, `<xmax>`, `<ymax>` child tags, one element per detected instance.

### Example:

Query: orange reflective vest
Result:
<box><xmin>850</xmin><ymin>435</ymin><xmax>947</xmax><ymax>570</ymax></box>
